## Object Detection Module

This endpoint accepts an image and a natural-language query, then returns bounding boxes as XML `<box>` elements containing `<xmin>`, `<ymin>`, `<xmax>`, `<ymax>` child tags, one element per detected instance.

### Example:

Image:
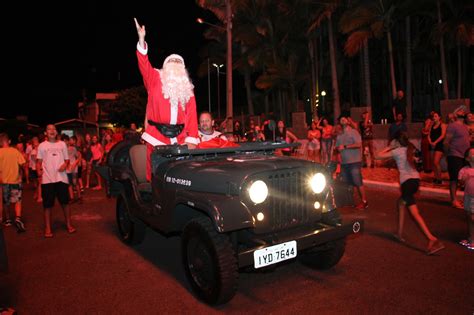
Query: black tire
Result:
<box><xmin>116</xmin><ymin>195</ymin><xmax>146</xmax><ymax>245</ymax></box>
<box><xmin>182</xmin><ymin>217</ymin><xmax>238</xmax><ymax>305</ymax></box>
<box><xmin>300</xmin><ymin>209</ymin><xmax>345</xmax><ymax>269</ymax></box>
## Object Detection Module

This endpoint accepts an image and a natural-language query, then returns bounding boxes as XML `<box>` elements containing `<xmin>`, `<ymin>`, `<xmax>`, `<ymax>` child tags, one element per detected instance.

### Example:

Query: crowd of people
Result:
<box><xmin>0</xmin><ymin>124</ymin><xmax>141</xmax><ymax>237</ymax></box>
<box><xmin>1</xmin><ymin>18</ymin><xmax>472</xmax><ymax>256</ymax></box>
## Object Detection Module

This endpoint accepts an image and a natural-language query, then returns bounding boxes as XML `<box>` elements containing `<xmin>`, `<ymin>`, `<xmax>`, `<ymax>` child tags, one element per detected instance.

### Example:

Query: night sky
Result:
<box><xmin>4</xmin><ymin>1</ymin><xmax>214</xmax><ymax>125</ymax></box>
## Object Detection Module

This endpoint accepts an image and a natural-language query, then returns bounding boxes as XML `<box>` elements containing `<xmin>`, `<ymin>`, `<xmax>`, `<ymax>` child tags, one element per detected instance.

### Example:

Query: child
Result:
<box><xmin>0</xmin><ymin>133</ymin><xmax>26</xmax><ymax>232</ymax></box>
<box><xmin>67</xmin><ymin>136</ymin><xmax>82</xmax><ymax>202</ymax></box>
<box><xmin>457</xmin><ymin>147</ymin><xmax>474</xmax><ymax>250</ymax></box>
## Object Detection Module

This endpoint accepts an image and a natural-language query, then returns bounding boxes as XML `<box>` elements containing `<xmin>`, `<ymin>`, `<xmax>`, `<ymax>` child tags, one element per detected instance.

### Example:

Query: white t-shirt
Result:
<box><xmin>391</xmin><ymin>146</ymin><xmax>420</xmax><ymax>184</ymax></box>
<box><xmin>198</xmin><ymin>130</ymin><xmax>227</xmax><ymax>143</ymax></box>
<box><xmin>37</xmin><ymin>140</ymin><xmax>69</xmax><ymax>184</ymax></box>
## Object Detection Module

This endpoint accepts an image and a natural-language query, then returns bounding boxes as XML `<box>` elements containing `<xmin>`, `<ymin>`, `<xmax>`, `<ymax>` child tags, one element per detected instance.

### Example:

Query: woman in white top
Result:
<box><xmin>375</xmin><ymin>131</ymin><xmax>445</xmax><ymax>255</ymax></box>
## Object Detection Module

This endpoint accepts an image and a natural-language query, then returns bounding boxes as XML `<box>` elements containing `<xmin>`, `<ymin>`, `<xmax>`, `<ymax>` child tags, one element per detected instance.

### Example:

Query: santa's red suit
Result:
<box><xmin>136</xmin><ymin>43</ymin><xmax>199</xmax><ymax>181</ymax></box>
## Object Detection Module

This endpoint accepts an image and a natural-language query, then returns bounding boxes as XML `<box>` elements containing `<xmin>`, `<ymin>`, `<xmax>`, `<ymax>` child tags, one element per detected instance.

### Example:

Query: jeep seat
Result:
<box><xmin>129</xmin><ymin>144</ymin><xmax>151</xmax><ymax>192</ymax></box>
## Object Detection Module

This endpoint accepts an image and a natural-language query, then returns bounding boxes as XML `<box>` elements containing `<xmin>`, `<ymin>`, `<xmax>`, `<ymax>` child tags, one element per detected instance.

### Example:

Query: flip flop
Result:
<box><xmin>67</xmin><ymin>227</ymin><xmax>77</xmax><ymax>234</ymax></box>
<box><xmin>451</xmin><ymin>201</ymin><xmax>464</xmax><ymax>209</ymax></box>
<box><xmin>44</xmin><ymin>231</ymin><xmax>54</xmax><ymax>238</ymax></box>
<box><xmin>392</xmin><ymin>234</ymin><xmax>406</xmax><ymax>243</ymax></box>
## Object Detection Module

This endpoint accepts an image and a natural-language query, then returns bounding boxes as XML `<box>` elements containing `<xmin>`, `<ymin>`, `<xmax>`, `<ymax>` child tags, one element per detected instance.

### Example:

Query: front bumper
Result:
<box><xmin>237</xmin><ymin>220</ymin><xmax>363</xmax><ymax>268</ymax></box>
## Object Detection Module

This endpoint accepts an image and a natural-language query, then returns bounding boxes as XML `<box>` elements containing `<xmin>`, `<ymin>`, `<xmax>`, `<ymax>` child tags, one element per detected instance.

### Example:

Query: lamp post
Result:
<box><xmin>321</xmin><ymin>90</ymin><xmax>326</xmax><ymax>113</ymax></box>
<box><xmin>197</xmin><ymin>2</ymin><xmax>233</xmax><ymax>124</ymax></box>
<box><xmin>213</xmin><ymin>63</ymin><xmax>224</xmax><ymax>119</ymax></box>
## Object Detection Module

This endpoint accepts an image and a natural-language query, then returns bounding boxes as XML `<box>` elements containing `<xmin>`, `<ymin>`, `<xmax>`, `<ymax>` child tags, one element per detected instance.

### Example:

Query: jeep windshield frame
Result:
<box><xmin>153</xmin><ymin>141</ymin><xmax>300</xmax><ymax>158</ymax></box>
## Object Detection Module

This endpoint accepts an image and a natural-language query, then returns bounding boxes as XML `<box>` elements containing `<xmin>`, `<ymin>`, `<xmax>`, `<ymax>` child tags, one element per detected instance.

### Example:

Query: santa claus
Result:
<box><xmin>134</xmin><ymin>18</ymin><xmax>199</xmax><ymax>181</ymax></box>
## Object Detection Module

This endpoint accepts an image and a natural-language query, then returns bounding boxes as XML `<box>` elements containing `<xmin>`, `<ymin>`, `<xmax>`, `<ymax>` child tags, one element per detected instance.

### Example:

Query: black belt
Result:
<box><xmin>148</xmin><ymin>120</ymin><xmax>184</xmax><ymax>138</ymax></box>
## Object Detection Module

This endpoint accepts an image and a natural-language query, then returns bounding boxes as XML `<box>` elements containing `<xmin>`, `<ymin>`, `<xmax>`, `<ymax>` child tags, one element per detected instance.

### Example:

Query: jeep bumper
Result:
<box><xmin>237</xmin><ymin>220</ymin><xmax>363</xmax><ymax>268</ymax></box>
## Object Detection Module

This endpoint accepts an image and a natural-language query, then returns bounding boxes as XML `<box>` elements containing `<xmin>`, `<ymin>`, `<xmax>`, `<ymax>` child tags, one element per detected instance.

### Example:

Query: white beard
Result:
<box><xmin>159</xmin><ymin>66</ymin><xmax>194</xmax><ymax>111</ymax></box>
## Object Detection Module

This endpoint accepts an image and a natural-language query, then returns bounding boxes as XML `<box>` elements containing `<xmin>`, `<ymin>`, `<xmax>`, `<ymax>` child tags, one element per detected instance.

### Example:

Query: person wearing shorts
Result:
<box><xmin>37</xmin><ymin>125</ymin><xmax>76</xmax><ymax>238</ymax></box>
<box><xmin>376</xmin><ymin>131</ymin><xmax>445</xmax><ymax>255</ymax></box>
<box><xmin>0</xmin><ymin>133</ymin><xmax>26</xmax><ymax>232</ymax></box>
<box><xmin>335</xmin><ymin>115</ymin><xmax>368</xmax><ymax>209</ymax></box>
<box><xmin>444</xmin><ymin>106</ymin><xmax>470</xmax><ymax>209</ymax></box>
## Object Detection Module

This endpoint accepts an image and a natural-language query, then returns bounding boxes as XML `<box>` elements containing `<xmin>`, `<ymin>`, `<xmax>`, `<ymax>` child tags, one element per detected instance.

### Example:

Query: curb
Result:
<box><xmin>363</xmin><ymin>179</ymin><xmax>464</xmax><ymax>199</ymax></box>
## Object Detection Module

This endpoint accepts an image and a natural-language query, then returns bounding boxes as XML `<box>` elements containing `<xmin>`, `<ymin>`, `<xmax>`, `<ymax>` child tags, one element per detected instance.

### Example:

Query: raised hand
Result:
<box><xmin>134</xmin><ymin>17</ymin><xmax>146</xmax><ymax>40</ymax></box>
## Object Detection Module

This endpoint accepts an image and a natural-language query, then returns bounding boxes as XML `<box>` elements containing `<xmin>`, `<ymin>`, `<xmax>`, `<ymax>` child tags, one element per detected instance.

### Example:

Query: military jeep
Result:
<box><xmin>98</xmin><ymin>140</ymin><xmax>363</xmax><ymax>305</ymax></box>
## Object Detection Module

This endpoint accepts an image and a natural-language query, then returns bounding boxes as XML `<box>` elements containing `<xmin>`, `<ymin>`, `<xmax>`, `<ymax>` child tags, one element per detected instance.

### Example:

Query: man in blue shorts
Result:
<box><xmin>336</xmin><ymin>115</ymin><xmax>368</xmax><ymax>209</ymax></box>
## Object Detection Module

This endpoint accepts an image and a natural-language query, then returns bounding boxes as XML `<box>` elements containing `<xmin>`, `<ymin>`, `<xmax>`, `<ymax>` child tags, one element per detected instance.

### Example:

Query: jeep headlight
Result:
<box><xmin>310</xmin><ymin>173</ymin><xmax>326</xmax><ymax>194</ymax></box>
<box><xmin>248</xmin><ymin>180</ymin><xmax>268</xmax><ymax>204</ymax></box>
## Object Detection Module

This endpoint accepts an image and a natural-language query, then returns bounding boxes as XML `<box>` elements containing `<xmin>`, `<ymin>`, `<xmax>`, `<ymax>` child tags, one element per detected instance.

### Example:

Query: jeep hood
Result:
<box><xmin>161</xmin><ymin>155</ymin><xmax>316</xmax><ymax>194</ymax></box>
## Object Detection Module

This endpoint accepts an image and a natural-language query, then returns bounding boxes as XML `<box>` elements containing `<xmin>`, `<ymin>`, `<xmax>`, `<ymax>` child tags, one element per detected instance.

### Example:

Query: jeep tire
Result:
<box><xmin>116</xmin><ymin>195</ymin><xmax>146</xmax><ymax>245</ymax></box>
<box><xmin>182</xmin><ymin>217</ymin><xmax>238</xmax><ymax>305</ymax></box>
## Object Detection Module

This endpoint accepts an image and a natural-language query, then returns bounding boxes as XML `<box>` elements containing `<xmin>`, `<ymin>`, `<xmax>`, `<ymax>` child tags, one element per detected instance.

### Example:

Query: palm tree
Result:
<box><xmin>307</xmin><ymin>0</ymin><xmax>342</xmax><ymax>123</ymax></box>
<box><xmin>340</xmin><ymin>0</ymin><xmax>399</xmax><ymax>101</ymax></box>
<box><xmin>435</xmin><ymin>0</ymin><xmax>474</xmax><ymax>98</ymax></box>
<box><xmin>436</xmin><ymin>0</ymin><xmax>449</xmax><ymax>99</ymax></box>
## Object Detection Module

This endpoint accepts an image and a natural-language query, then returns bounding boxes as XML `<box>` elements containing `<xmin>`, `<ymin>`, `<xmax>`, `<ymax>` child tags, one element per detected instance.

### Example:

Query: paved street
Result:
<box><xmin>1</xmin><ymin>183</ymin><xmax>473</xmax><ymax>314</ymax></box>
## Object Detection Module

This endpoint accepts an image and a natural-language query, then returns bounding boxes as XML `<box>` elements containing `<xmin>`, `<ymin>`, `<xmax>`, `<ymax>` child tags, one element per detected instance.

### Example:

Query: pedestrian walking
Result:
<box><xmin>375</xmin><ymin>131</ymin><xmax>445</xmax><ymax>255</ymax></box>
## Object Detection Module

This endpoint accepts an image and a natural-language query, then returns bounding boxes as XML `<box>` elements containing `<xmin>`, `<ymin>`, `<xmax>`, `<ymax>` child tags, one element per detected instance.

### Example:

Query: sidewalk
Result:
<box><xmin>361</xmin><ymin>166</ymin><xmax>463</xmax><ymax>199</ymax></box>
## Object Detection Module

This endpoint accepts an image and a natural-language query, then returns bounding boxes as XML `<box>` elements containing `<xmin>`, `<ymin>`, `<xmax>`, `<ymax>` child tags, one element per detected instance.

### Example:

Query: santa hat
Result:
<box><xmin>163</xmin><ymin>54</ymin><xmax>185</xmax><ymax>67</ymax></box>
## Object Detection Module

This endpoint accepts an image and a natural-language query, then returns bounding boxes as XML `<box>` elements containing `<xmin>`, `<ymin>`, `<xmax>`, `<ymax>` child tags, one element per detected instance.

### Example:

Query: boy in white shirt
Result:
<box><xmin>37</xmin><ymin>125</ymin><xmax>76</xmax><ymax>238</ymax></box>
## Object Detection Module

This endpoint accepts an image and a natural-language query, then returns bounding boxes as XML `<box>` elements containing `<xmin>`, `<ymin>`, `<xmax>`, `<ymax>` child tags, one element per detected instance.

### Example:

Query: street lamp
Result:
<box><xmin>321</xmin><ymin>90</ymin><xmax>326</xmax><ymax>113</ymax></box>
<box><xmin>213</xmin><ymin>63</ymin><xmax>224</xmax><ymax>119</ymax></box>
<box><xmin>197</xmin><ymin>1</ymin><xmax>233</xmax><ymax>125</ymax></box>
<box><xmin>196</xmin><ymin>18</ymin><xmax>225</xmax><ymax>30</ymax></box>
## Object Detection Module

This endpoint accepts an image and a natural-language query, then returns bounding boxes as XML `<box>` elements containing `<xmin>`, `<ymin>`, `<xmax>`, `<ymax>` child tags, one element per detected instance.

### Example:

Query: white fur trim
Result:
<box><xmin>185</xmin><ymin>137</ymin><xmax>199</xmax><ymax>145</ymax></box>
<box><xmin>137</xmin><ymin>41</ymin><xmax>148</xmax><ymax>55</ymax></box>
<box><xmin>163</xmin><ymin>54</ymin><xmax>185</xmax><ymax>67</ymax></box>
<box><xmin>141</xmin><ymin>132</ymin><xmax>164</xmax><ymax>146</ymax></box>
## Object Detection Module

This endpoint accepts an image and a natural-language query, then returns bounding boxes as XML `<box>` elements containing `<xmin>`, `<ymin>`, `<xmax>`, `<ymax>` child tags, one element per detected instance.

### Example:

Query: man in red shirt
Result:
<box><xmin>134</xmin><ymin>18</ymin><xmax>199</xmax><ymax>181</ymax></box>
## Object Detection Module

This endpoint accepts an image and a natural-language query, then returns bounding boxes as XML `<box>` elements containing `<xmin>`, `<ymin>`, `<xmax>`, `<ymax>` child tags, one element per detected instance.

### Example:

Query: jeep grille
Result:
<box><xmin>267</xmin><ymin>171</ymin><xmax>311</xmax><ymax>230</ymax></box>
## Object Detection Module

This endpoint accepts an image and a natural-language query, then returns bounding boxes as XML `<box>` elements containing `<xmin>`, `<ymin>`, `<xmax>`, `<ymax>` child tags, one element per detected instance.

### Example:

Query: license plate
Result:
<box><xmin>253</xmin><ymin>240</ymin><xmax>297</xmax><ymax>269</ymax></box>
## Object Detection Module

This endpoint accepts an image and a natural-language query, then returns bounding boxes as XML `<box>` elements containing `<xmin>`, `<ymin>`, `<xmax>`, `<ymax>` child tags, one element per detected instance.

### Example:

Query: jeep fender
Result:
<box><xmin>173</xmin><ymin>190</ymin><xmax>255</xmax><ymax>233</ymax></box>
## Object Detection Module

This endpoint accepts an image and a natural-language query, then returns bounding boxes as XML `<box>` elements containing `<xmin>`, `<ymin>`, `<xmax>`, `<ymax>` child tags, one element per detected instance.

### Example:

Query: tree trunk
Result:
<box><xmin>437</xmin><ymin>0</ymin><xmax>449</xmax><ymax>99</ymax></box>
<box><xmin>363</xmin><ymin>38</ymin><xmax>372</xmax><ymax>111</ymax></box>
<box><xmin>359</xmin><ymin>51</ymin><xmax>365</xmax><ymax>105</ymax></box>
<box><xmin>244</xmin><ymin>68</ymin><xmax>254</xmax><ymax>115</ymax></box>
<box><xmin>457</xmin><ymin>41</ymin><xmax>462</xmax><ymax>98</ymax></box>
<box><xmin>406</xmin><ymin>16</ymin><xmax>412</xmax><ymax>122</ymax></box>
<box><xmin>328</xmin><ymin>15</ymin><xmax>340</xmax><ymax>123</ymax></box>
<box><xmin>264</xmin><ymin>92</ymin><xmax>270</xmax><ymax>115</ymax></box>
<box><xmin>225</xmin><ymin>0</ymin><xmax>233</xmax><ymax>122</ymax></box>
<box><xmin>278</xmin><ymin>90</ymin><xmax>284</xmax><ymax>121</ymax></box>
<box><xmin>309</xmin><ymin>38</ymin><xmax>317</xmax><ymax>115</ymax></box>
<box><xmin>387</xmin><ymin>31</ymin><xmax>397</xmax><ymax>99</ymax></box>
